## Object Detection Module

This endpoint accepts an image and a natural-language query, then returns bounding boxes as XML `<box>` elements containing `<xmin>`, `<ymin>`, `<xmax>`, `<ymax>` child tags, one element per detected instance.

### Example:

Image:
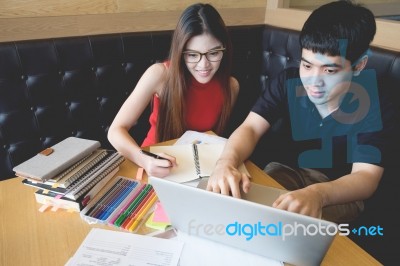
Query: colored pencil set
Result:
<box><xmin>80</xmin><ymin>176</ymin><xmax>158</xmax><ymax>232</ymax></box>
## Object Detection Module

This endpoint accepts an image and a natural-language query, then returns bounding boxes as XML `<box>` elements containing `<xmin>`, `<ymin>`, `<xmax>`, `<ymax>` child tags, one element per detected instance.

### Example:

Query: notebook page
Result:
<box><xmin>150</xmin><ymin>144</ymin><xmax>225</xmax><ymax>183</ymax></box>
<box><xmin>150</xmin><ymin>144</ymin><xmax>248</xmax><ymax>184</ymax></box>
<box><xmin>196</xmin><ymin>144</ymin><xmax>224</xmax><ymax>177</ymax></box>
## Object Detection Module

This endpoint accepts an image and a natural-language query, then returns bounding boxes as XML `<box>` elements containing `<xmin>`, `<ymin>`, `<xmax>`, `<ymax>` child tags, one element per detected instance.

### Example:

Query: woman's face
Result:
<box><xmin>183</xmin><ymin>33</ymin><xmax>224</xmax><ymax>84</ymax></box>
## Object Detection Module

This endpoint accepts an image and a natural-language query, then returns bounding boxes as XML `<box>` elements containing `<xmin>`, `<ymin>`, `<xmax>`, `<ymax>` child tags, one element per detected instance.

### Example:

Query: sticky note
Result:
<box><xmin>136</xmin><ymin>167</ymin><xmax>144</xmax><ymax>181</ymax></box>
<box><xmin>153</xmin><ymin>201</ymin><xmax>170</xmax><ymax>223</ymax></box>
<box><xmin>145</xmin><ymin>212</ymin><xmax>171</xmax><ymax>231</ymax></box>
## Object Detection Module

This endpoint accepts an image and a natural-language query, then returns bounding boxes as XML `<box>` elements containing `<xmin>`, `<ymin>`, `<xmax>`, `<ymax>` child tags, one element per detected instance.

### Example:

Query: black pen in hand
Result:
<box><xmin>140</xmin><ymin>149</ymin><xmax>172</xmax><ymax>166</ymax></box>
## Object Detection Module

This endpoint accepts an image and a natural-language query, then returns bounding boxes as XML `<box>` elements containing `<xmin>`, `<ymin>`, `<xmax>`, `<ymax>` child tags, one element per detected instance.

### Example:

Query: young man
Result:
<box><xmin>207</xmin><ymin>0</ymin><xmax>397</xmax><ymax>223</ymax></box>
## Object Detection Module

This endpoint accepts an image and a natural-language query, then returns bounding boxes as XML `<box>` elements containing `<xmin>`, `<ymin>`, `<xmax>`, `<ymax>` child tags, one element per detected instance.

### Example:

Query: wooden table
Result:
<box><xmin>0</xmin><ymin>149</ymin><xmax>381</xmax><ymax>266</ymax></box>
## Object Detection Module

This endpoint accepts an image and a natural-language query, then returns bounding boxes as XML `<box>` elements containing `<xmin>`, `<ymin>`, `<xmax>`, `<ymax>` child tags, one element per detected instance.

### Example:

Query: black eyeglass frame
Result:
<box><xmin>182</xmin><ymin>48</ymin><xmax>226</xmax><ymax>63</ymax></box>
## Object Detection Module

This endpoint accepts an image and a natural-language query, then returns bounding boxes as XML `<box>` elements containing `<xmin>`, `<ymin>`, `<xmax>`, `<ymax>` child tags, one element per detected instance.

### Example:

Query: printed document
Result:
<box><xmin>176</xmin><ymin>231</ymin><xmax>283</xmax><ymax>266</ymax></box>
<box><xmin>66</xmin><ymin>228</ymin><xmax>183</xmax><ymax>266</ymax></box>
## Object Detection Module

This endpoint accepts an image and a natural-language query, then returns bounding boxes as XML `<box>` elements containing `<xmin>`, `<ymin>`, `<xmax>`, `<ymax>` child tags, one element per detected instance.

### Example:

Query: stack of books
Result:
<box><xmin>13</xmin><ymin>137</ymin><xmax>124</xmax><ymax>212</ymax></box>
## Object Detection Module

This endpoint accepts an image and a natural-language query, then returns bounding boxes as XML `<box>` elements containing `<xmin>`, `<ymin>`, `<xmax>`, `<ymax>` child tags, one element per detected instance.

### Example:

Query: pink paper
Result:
<box><xmin>152</xmin><ymin>201</ymin><xmax>170</xmax><ymax>223</ymax></box>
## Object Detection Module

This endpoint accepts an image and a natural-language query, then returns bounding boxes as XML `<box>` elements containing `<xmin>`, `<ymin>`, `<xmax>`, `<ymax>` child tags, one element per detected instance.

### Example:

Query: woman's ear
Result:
<box><xmin>352</xmin><ymin>55</ymin><xmax>368</xmax><ymax>76</ymax></box>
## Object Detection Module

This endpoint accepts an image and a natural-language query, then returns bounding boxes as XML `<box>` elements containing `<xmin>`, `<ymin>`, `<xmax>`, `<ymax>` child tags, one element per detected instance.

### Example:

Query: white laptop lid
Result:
<box><xmin>149</xmin><ymin>177</ymin><xmax>337</xmax><ymax>266</ymax></box>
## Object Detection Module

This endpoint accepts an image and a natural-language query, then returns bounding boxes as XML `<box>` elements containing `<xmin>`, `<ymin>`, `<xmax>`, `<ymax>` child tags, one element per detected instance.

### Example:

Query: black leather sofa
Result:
<box><xmin>0</xmin><ymin>25</ymin><xmax>399</xmax><ymax>263</ymax></box>
<box><xmin>0</xmin><ymin>26</ymin><xmax>264</xmax><ymax>181</ymax></box>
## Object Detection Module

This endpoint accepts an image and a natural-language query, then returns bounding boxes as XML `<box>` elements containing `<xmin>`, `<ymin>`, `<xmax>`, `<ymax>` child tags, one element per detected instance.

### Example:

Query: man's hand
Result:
<box><xmin>272</xmin><ymin>186</ymin><xmax>324</xmax><ymax>218</ymax></box>
<box><xmin>206</xmin><ymin>160</ymin><xmax>251</xmax><ymax>198</ymax></box>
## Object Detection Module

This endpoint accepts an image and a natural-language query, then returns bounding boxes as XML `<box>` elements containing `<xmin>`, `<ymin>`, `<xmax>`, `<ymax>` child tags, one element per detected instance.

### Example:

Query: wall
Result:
<box><xmin>265</xmin><ymin>2</ymin><xmax>400</xmax><ymax>51</ymax></box>
<box><xmin>0</xmin><ymin>0</ymin><xmax>267</xmax><ymax>17</ymax></box>
<box><xmin>290</xmin><ymin>0</ymin><xmax>400</xmax><ymax>16</ymax></box>
<box><xmin>0</xmin><ymin>0</ymin><xmax>399</xmax><ymax>52</ymax></box>
<box><xmin>0</xmin><ymin>0</ymin><xmax>266</xmax><ymax>42</ymax></box>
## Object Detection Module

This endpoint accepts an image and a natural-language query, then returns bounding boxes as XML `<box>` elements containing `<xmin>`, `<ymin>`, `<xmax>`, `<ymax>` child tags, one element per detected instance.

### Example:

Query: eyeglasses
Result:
<box><xmin>182</xmin><ymin>48</ymin><xmax>225</xmax><ymax>63</ymax></box>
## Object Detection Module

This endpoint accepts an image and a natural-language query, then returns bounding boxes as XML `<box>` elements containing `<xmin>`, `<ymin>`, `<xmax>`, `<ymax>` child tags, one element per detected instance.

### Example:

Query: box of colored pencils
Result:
<box><xmin>80</xmin><ymin>176</ymin><xmax>158</xmax><ymax>233</ymax></box>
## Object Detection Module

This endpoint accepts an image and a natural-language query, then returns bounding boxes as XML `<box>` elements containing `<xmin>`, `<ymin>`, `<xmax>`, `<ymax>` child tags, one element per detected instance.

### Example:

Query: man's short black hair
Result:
<box><xmin>300</xmin><ymin>0</ymin><xmax>376</xmax><ymax>64</ymax></box>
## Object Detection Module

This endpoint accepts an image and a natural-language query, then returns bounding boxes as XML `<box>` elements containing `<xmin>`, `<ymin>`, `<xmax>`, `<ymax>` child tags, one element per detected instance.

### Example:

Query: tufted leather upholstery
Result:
<box><xmin>0</xmin><ymin>26</ymin><xmax>264</xmax><ymax>180</ymax></box>
<box><xmin>1</xmin><ymin>25</ymin><xmax>399</xmax><ymax>182</ymax></box>
<box><xmin>0</xmin><ymin>32</ymin><xmax>172</xmax><ymax>180</ymax></box>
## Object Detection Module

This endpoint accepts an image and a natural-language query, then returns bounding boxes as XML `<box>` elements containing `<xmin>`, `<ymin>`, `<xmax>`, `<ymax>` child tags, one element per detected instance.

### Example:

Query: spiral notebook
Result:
<box><xmin>149</xmin><ymin>144</ymin><xmax>248</xmax><ymax>183</ymax></box>
<box><xmin>33</xmin><ymin>154</ymin><xmax>124</xmax><ymax>212</ymax></box>
<box><xmin>63</xmin><ymin>152</ymin><xmax>125</xmax><ymax>200</ymax></box>
<box><xmin>48</xmin><ymin>149</ymin><xmax>109</xmax><ymax>188</ymax></box>
<box><xmin>22</xmin><ymin>150</ymin><xmax>119</xmax><ymax>194</ymax></box>
<box><xmin>34</xmin><ymin>167</ymin><xmax>119</xmax><ymax>212</ymax></box>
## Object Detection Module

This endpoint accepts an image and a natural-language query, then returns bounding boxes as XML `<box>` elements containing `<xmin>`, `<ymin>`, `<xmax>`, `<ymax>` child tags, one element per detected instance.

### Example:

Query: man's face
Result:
<box><xmin>299</xmin><ymin>49</ymin><xmax>354</xmax><ymax>114</ymax></box>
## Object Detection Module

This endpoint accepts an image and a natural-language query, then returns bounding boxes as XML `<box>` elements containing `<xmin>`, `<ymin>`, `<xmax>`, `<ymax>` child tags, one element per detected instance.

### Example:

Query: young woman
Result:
<box><xmin>108</xmin><ymin>3</ymin><xmax>239</xmax><ymax>178</ymax></box>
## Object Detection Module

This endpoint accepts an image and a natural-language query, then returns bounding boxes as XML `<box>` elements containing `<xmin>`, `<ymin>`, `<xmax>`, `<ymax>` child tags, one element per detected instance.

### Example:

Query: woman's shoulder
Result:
<box><xmin>229</xmin><ymin>76</ymin><xmax>240</xmax><ymax>94</ymax></box>
<box><xmin>138</xmin><ymin>62</ymin><xmax>168</xmax><ymax>96</ymax></box>
<box><xmin>146</xmin><ymin>62</ymin><xmax>168</xmax><ymax>76</ymax></box>
<box><xmin>143</xmin><ymin>62</ymin><xmax>168</xmax><ymax>85</ymax></box>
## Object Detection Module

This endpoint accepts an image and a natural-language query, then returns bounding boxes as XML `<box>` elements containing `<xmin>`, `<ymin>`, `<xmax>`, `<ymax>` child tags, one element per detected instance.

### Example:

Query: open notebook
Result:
<box><xmin>150</xmin><ymin>144</ymin><xmax>248</xmax><ymax>184</ymax></box>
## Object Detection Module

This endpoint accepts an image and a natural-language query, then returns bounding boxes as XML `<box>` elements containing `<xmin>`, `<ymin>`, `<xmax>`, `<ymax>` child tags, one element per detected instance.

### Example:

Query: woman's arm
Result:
<box><xmin>229</xmin><ymin>76</ymin><xmax>240</xmax><ymax>105</ymax></box>
<box><xmin>107</xmin><ymin>63</ymin><xmax>176</xmax><ymax>177</ymax></box>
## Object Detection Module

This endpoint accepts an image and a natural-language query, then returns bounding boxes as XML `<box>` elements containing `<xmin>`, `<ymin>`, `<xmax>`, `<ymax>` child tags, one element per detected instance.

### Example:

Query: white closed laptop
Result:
<box><xmin>149</xmin><ymin>176</ymin><xmax>337</xmax><ymax>266</ymax></box>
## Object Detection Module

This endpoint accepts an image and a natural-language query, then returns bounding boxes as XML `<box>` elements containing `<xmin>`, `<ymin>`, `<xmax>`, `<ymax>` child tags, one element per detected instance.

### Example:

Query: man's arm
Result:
<box><xmin>207</xmin><ymin>112</ymin><xmax>270</xmax><ymax>198</ymax></box>
<box><xmin>272</xmin><ymin>162</ymin><xmax>383</xmax><ymax>218</ymax></box>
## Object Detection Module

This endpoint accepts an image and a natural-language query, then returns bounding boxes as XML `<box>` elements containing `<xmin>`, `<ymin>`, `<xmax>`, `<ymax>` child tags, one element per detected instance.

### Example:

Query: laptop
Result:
<box><xmin>149</xmin><ymin>177</ymin><xmax>337</xmax><ymax>266</ymax></box>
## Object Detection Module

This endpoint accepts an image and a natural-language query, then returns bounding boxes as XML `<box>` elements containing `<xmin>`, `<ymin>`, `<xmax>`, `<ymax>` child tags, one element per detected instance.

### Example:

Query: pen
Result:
<box><xmin>140</xmin><ymin>149</ymin><xmax>171</xmax><ymax>162</ymax></box>
<box><xmin>128</xmin><ymin>191</ymin><xmax>158</xmax><ymax>232</ymax></box>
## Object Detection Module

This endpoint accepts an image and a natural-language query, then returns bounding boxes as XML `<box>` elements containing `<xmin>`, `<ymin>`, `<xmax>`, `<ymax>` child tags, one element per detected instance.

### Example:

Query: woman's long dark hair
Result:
<box><xmin>156</xmin><ymin>3</ymin><xmax>233</xmax><ymax>142</ymax></box>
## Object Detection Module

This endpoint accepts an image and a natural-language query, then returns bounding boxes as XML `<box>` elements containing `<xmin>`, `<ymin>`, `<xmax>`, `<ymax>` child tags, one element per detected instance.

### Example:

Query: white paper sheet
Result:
<box><xmin>176</xmin><ymin>231</ymin><xmax>283</xmax><ymax>266</ymax></box>
<box><xmin>66</xmin><ymin>228</ymin><xmax>184</xmax><ymax>266</ymax></box>
<box><xmin>174</xmin><ymin>130</ymin><xmax>227</xmax><ymax>145</ymax></box>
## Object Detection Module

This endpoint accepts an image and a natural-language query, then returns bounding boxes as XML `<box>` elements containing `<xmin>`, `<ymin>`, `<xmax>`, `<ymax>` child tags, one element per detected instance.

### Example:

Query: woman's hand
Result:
<box><xmin>141</xmin><ymin>152</ymin><xmax>177</xmax><ymax>178</ymax></box>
